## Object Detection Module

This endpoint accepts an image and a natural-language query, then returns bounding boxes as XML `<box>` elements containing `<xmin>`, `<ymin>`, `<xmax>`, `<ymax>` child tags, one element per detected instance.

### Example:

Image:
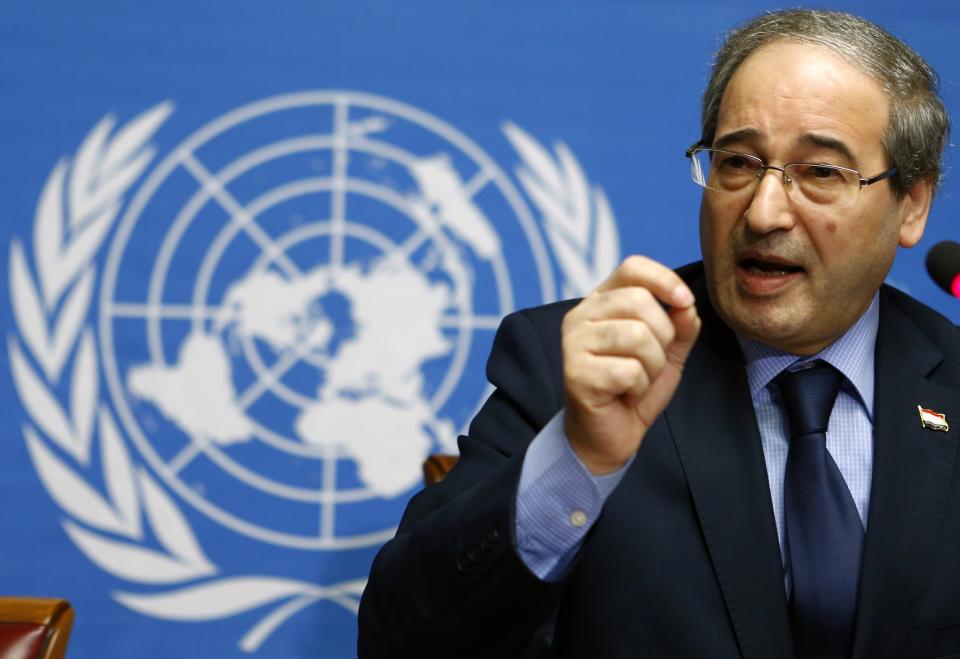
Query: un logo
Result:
<box><xmin>8</xmin><ymin>91</ymin><xmax>619</xmax><ymax>651</ymax></box>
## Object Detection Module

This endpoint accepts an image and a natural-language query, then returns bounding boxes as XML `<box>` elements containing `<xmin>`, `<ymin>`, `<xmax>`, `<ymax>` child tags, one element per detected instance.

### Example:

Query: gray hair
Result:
<box><xmin>700</xmin><ymin>9</ymin><xmax>950</xmax><ymax>195</ymax></box>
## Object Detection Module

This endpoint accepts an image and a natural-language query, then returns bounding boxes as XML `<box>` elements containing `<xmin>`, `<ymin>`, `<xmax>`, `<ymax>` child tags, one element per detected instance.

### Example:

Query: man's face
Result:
<box><xmin>700</xmin><ymin>41</ymin><xmax>930</xmax><ymax>355</ymax></box>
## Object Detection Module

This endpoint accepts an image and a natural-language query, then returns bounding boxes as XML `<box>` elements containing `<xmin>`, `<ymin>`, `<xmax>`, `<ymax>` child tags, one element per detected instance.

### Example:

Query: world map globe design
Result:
<box><xmin>97</xmin><ymin>92</ymin><xmax>556</xmax><ymax>549</ymax></box>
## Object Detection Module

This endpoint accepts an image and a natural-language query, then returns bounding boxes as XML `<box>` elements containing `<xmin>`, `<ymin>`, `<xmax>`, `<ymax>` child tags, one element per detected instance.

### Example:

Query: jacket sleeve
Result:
<box><xmin>357</xmin><ymin>303</ymin><xmax>573</xmax><ymax>658</ymax></box>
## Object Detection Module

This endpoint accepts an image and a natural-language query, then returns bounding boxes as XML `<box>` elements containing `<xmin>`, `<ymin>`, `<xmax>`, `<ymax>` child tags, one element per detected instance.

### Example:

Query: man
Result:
<box><xmin>359</xmin><ymin>9</ymin><xmax>955</xmax><ymax>658</ymax></box>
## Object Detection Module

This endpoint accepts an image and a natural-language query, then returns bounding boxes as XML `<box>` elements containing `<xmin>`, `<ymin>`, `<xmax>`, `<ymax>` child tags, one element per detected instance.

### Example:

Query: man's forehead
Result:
<box><xmin>722</xmin><ymin>40</ymin><xmax>887</xmax><ymax>105</ymax></box>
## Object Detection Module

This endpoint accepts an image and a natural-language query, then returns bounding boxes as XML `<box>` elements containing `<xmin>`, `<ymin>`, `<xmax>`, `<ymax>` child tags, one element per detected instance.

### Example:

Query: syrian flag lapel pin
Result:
<box><xmin>918</xmin><ymin>406</ymin><xmax>950</xmax><ymax>432</ymax></box>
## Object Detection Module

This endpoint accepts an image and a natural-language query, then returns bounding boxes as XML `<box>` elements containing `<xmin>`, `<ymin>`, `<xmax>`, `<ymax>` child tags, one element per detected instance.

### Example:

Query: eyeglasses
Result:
<box><xmin>685</xmin><ymin>145</ymin><xmax>897</xmax><ymax>209</ymax></box>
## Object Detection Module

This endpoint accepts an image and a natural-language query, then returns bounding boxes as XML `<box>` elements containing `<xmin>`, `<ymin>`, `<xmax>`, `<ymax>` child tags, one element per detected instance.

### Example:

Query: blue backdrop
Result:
<box><xmin>2</xmin><ymin>1</ymin><xmax>958</xmax><ymax>657</ymax></box>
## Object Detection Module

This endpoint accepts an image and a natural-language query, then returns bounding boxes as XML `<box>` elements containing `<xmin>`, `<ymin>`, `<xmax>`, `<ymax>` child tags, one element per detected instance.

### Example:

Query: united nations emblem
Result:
<box><xmin>8</xmin><ymin>91</ymin><xmax>619</xmax><ymax>651</ymax></box>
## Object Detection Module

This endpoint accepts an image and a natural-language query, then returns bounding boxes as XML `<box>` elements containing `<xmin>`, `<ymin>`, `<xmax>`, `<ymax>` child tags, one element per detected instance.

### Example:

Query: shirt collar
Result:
<box><xmin>736</xmin><ymin>292</ymin><xmax>879</xmax><ymax>418</ymax></box>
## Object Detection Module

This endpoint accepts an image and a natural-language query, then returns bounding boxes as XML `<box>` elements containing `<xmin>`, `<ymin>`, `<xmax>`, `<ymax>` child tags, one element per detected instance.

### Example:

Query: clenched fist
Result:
<box><xmin>562</xmin><ymin>256</ymin><xmax>701</xmax><ymax>474</ymax></box>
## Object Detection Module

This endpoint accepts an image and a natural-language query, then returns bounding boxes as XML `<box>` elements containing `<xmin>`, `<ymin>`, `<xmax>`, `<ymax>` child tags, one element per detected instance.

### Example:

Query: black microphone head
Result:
<box><xmin>926</xmin><ymin>240</ymin><xmax>960</xmax><ymax>297</ymax></box>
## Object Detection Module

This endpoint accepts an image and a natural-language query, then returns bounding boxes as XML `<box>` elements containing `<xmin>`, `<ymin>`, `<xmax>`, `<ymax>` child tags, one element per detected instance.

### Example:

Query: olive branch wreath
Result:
<box><xmin>7</xmin><ymin>103</ymin><xmax>619</xmax><ymax>653</ymax></box>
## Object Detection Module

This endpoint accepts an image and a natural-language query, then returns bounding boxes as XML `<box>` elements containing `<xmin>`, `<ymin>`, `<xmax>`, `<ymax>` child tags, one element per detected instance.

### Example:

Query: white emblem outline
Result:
<box><xmin>98</xmin><ymin>92</ymin><xmax>559</xmax><ymax>550</ymax></box>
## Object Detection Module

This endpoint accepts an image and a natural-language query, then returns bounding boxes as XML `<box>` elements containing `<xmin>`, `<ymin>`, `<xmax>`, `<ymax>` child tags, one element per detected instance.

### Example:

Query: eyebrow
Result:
<box><xmin>712</xmin><ymin>129</ymin><xmax>858</xmax><ymax>165</ymax></box>
<box><xmin>712</xmin><ymin>128</ymin><xmax>760</xmax><ymax>151</ymax></box>
<box><xmin>796</xmin><ymin>133</ymin><xmax>856</xmax><ymax>165</ymax></box>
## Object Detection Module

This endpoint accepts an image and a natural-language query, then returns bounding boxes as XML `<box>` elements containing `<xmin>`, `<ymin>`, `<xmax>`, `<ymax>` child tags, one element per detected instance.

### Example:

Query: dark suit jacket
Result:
<box><xmin>358</xmin><ymin>262</ymin><xmax>960</xmax><ymax>658</ymax></box>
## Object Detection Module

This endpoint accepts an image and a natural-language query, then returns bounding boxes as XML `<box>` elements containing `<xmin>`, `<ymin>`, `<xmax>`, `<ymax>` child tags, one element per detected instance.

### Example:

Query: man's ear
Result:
<box><xmin>898</xmin><ymin>177</ymin><xmax>933</xmax><ymax>248</ymax></box>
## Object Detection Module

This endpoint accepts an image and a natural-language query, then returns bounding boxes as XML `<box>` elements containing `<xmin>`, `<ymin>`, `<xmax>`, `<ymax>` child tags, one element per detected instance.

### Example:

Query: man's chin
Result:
<box><xmin>715</xmin><ymin>299</ymin><xmax>817</xmax><ymax>354</ymax></box>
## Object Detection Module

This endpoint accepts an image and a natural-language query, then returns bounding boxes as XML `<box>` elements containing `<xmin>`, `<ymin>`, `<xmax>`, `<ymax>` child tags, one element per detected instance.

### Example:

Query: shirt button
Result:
<box><xmin>569</xmin><ymin>510</ymin><xmax>588</xmax><ymax>527</ymax></box>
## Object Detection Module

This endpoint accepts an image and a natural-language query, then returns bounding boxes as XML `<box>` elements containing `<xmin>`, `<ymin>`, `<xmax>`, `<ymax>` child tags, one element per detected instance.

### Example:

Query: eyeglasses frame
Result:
<box><xmin>684</xmin><ymin>144</ymin><xmax>898</xmax><ymax>193</ymax></box>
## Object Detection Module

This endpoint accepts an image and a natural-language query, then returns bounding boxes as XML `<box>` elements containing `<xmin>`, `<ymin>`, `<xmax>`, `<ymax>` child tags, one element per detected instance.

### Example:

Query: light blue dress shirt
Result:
<box><xmin>515</xmin><ymin>294</ymin><xmax>879</xmax><ymax>580</ymax></box>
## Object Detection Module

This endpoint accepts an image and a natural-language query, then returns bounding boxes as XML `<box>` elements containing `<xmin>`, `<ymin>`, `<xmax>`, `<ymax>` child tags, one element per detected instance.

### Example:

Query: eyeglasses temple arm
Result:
<box><xmin>861</xmin><ymin>167</ymin><xmax>898</xmax><ymax>186</ymax></box>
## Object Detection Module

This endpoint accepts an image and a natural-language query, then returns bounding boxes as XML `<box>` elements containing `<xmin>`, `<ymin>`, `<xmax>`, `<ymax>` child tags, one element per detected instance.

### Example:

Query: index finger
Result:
<box><xmin>595</xmin><ymin>255</ymin><xmax>695</xmax><ymax>309</ymax></box>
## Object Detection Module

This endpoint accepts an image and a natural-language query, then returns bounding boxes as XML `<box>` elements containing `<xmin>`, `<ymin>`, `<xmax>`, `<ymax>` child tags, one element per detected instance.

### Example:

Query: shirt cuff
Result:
<box><xmin>514</xmin><ymin>410</ymin><xmax>633</xmax><ymax>580</ymax></box>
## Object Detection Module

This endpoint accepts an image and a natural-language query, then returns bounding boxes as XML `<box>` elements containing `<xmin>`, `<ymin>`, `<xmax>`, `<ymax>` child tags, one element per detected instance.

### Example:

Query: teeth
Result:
<box><xmin>742</xmin><ymin>259</ymin><xmax>797</xmax><ymax>276</ymax></box>
<box><xmin>747</xmin><ymin>265</ymin><xmax>787</xmax><ymax>276</ymax></box>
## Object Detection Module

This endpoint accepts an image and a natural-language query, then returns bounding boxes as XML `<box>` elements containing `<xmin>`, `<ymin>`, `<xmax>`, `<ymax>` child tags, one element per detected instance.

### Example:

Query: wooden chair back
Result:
<box><xmin>0</xmin><ymin>598</ymin><xmax>74</xmax><ymax>659</ymax></box>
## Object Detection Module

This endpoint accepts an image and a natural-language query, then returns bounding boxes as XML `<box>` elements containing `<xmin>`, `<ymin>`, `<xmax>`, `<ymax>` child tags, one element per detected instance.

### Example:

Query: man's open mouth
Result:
<box><xmin>738</xmin><ymin>258</ymin><xmax>804</xmax><ymax>276</ymax></box>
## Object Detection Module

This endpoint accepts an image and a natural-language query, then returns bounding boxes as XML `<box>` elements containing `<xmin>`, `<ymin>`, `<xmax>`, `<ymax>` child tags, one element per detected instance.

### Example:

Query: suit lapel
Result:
<box><xmin>851</xmin><ymin>292</ymin><xmax>960</xmax><ymax>658</ymax></box>
<box><xmin>663</xmin><ymin>277</ymin><xmax>794</xmax><ymax>659</ymax></box>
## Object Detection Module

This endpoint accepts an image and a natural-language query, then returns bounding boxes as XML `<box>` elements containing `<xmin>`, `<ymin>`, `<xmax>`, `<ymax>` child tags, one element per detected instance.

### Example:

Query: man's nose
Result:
<box><xmin>743</xmin><ymin>168</ymin><xmax>796</xmax><ymax>234</ymax></box>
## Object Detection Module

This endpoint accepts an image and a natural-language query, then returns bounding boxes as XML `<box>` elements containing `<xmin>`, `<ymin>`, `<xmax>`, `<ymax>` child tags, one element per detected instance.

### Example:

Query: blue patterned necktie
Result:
<box><xmin>774</xmin><ymin>361</ymin><xmax>865</xmax><ymax>659</ymax></box>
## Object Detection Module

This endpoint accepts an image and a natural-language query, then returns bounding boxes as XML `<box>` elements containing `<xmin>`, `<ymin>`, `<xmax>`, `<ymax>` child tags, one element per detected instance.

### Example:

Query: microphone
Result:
<box><xmin>926</xmin><ymin>240</ymin><xmax>960</xmax><ymax>297</ymax></box>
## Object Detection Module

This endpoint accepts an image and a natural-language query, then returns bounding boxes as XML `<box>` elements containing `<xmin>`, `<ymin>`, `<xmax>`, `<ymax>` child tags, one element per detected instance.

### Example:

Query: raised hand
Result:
<box><xmin>562</xmin><ymin>256</ymin><xmax>701</xmax><ymax>474</ymax></box>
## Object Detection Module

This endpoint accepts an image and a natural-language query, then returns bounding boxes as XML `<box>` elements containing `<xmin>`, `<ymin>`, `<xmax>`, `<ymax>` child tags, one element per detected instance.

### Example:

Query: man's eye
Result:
<box><xmin>718</xmin><ymin>155</ymin><xmax>752</xmax><ymax>170</ymax></box>
<box><xmin>800</xmin><ymin>165</ymin><xmax>843</xmax><ymax>180</ymax></box>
